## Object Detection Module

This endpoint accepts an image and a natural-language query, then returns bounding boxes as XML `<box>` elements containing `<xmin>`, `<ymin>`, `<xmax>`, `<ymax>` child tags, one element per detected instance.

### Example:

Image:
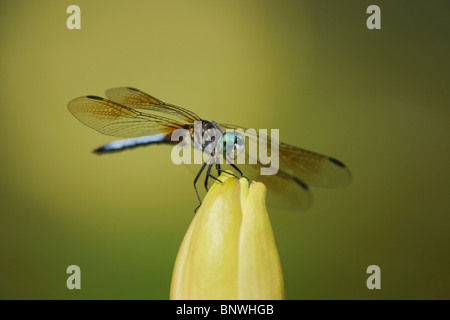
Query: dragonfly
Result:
<box><xmin>67</xmin><ymin>87</ymin><xmax>352</xmax><ymax>210</ymax></box>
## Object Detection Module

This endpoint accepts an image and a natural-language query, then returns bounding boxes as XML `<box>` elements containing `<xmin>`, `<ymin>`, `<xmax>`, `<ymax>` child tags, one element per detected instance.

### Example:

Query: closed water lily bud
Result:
<box><xmin>170</xmin><ymin>173</ymin><xmax>284</xmax><ymax>300</ymax></box>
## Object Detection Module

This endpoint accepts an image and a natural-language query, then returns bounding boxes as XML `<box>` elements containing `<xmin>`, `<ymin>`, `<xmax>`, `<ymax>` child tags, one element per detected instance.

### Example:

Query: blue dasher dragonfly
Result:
<box><xmin>68</xmin><ymin>87</ymin><xmax>351</xmax><ymax>210</ymax></box>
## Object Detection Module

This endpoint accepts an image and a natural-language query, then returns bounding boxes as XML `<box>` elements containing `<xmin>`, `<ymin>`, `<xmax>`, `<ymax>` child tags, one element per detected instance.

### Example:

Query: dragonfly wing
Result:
<box><xmin>104</xmin><ymin>87</ymin><xmax>202</xmax><ymax>123</ymax></box>
<box><xmin>277</xmin><ymin>141</ymin><xmax>352</xmax><ymax>188</ymax></box>
<box><xmin>68</xmin><ymin>95</ymin><xmax>185</xmax><ymax>138</ymax></box>
<box><xmin>219</xmin><ymin>123</ymin><xmax>352</xmax><ymax>188</ymax></box>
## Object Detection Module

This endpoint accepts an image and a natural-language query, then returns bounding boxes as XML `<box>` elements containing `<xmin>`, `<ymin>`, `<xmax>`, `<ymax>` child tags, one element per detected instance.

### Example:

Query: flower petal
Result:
<box><xmin>170</xmin><ymin>176</ymin><xmax>242</xmax><ymax>299</ymax></box>
<box><xmin>238</xmin><ymin>181</ymin><xmax>285</xmax><ymax>299</ymax></box>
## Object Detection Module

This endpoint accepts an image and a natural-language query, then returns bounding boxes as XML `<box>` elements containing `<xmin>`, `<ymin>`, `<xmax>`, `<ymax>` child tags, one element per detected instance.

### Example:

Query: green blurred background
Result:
<box><xmin>0</xmin><ymin>0</ymin><xmax>449</xmax><ymax>299</ymax></box>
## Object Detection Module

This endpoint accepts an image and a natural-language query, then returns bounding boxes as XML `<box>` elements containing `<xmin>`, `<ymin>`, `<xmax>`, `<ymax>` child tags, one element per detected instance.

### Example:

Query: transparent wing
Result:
<box><xmin>67</xmin><ymin>95</ymin><xmax>185</xmax><ymax>138</ymax></box>
<box><xmin>219</xmin><ymin>123</ymin><xmax>352</xmax><ymax>188</ymax></box>
<box><xmin>105</xmin><ymin>87</ymin><xmax>201</xmax><ymax>123</ymax></box>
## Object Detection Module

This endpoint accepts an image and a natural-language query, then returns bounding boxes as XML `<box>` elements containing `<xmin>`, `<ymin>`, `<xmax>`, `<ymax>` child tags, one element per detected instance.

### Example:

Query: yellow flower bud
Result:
<box><xmin>170</xmin><ymin>173</ymin><xmax>285</xmax><ymax>300</ymax></box>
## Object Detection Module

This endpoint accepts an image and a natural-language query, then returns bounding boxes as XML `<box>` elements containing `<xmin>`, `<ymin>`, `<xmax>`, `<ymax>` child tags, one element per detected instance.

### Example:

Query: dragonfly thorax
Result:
<box><xmin>189</xmin><ymin>120</ymin><xmax>245</xmax><ymax>161</ymax></box>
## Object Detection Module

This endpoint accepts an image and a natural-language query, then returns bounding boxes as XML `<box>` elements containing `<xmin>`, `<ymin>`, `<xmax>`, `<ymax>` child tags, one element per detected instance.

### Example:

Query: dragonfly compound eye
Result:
<box><xmin>217</xmin><ymin>132</ymin><xmax>233</xmax><ymax>156</ymax></box>
<box><xmin>218</xmin><ymin>132</ymin><xmax>245</xmax><ymax>160</ymax></box>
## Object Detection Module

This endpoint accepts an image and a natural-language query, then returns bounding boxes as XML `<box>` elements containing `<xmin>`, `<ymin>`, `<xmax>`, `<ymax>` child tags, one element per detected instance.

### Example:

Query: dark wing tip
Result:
<box><xmin>292</xmin><ymin>177</ymin><xmax>309</xmax><ymax>190</ymax></box>
<box><xmin>86</xmin><ymin>95</ymin><xmax>104</xmax><ymax>100</ymax></box>
<box><xmin>126</xmin><ymin>87</ymin><xmax>139</xmax><ymax>91</ymax></box>
<box><xmin>328</xmin><ymin>157</ymin><xmax>347</xmax><ymax>168</ymax></box>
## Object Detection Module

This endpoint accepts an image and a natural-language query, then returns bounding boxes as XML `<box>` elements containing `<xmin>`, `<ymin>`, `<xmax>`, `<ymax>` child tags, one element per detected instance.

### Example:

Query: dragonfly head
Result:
<box><xmin>217</xmin><ymin>132</ymin><xmax>245</xmax><ymax>160</ymax></box>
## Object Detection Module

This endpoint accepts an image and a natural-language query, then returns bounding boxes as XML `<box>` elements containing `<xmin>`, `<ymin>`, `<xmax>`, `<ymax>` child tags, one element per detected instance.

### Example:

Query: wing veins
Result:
<box><xmin>105</xmin><ymin>87</ymin><xmax>201</xmax><ymax>123</ymax></box>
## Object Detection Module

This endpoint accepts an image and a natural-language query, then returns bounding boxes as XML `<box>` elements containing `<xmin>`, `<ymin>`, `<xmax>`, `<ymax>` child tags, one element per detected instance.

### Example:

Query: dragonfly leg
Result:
<box><xmin>216</xmin><ymin>162</ymin><xmax>222</xmax><ymax>175</ymax></box>
<box><xmin>216</xmin><ymin>162</ymin><xmax>236</xmax><ymax>177</ymax></box>
<box><xmin>229</xmin><ymin>163</ymin><xmax>243</xmax><ymax>176</ymax></box>
<box><xmin>193</xmin><ymin>161</ymin><xmax>208</xmax><ymax>213</ymax></box>
<box><xmin>204</xmin><ymin>162</ymin><xmax>215</xmax><ymax>192</ymax></box>
<box><xmin>215</xmin><ymin>162</ymin><xmax>234</xmax><ymax>178</ymax></box>
<box><xmin>206</xmin><ymin>166</ymin><xmax>223</xmax><ymax>191</ymax></box>
<box><xmin>229</xmin><ymin>163</ymin><xmax>249</xmax><ymax>181</ymax></box>
<box><xmin>216</xmin><ymin>162</ymin><xmax>249</xmax><ymax>181</ymax></box>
